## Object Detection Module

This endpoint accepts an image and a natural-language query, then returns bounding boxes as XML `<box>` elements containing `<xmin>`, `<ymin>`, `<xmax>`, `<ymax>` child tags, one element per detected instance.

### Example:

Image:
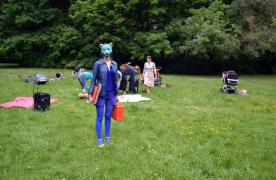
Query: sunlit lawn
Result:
<box><xmin>0</xmin><ymin>68</ymin><xmax>275</xmax><ymax>179</ymax></box>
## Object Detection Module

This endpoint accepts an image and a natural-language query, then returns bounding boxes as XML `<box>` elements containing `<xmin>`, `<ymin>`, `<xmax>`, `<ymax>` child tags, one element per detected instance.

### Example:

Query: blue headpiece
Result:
<box><xmin>100</xmin><ymin>43</ymin><xmax>113</xmax><ymax>57</ymax></box>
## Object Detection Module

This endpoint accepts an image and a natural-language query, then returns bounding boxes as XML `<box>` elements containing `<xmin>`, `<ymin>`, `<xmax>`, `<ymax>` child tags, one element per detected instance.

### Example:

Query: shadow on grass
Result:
<box><xmin>0</xmin><ymin>63</ymin><xmax>20</xmax><ymax>68</ymax></box>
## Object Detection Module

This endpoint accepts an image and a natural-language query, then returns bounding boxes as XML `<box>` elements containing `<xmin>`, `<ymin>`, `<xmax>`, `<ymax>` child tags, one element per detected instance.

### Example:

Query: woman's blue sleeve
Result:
<box><xmin>89</xmin><ymin>63</ymin><xmax>98</xmax><ymax>94</ymax></box>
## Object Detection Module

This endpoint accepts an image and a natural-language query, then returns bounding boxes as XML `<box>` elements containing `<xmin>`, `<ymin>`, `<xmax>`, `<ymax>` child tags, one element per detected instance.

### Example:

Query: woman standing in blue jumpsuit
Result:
<box><xmin>88</xmin><ymin>43</ymin><xmax>118</xmax><ymax>147</ymax></box>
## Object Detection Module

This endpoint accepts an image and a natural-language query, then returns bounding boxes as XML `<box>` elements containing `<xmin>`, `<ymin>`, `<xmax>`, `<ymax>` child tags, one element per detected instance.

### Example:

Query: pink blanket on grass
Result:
<box><xmin>0</xmin><ymin>97</ymin><xmax>60</xmax><ymax>109</ymax></box>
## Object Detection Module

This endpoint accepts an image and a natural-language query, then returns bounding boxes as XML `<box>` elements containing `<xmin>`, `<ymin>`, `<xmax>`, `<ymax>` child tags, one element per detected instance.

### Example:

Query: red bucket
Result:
<box><xmin>112</xmin><ymin>104</ymin><xmax>124</xmax><ymax>122</ymax></box>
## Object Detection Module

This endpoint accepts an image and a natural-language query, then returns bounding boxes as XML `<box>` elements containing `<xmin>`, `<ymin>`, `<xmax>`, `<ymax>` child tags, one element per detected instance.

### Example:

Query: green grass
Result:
<box><xmin>0</xmin><ymin>68</ymin><xmax>275</xmax><ymax>179</ymax></box>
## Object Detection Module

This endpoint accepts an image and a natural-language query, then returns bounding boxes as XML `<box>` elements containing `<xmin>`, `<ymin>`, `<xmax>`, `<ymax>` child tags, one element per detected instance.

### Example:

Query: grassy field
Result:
<box><xmin>0</xmin><ymin>68</ymin><xmax>275</xmax><ymax>179</ymax></box>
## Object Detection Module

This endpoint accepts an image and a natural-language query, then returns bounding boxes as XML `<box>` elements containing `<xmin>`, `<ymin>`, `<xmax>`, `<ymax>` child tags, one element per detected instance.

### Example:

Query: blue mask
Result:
<box><xmin>100</xmin><ymin>43</ymin><xmax>113</xmax><ymax>57</ymax></box>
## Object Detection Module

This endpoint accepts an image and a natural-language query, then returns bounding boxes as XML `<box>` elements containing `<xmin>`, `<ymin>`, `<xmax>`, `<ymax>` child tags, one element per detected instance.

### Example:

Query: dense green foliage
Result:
<box><xmin>0</xmin><ymin>68</ymin><xmax>275</xmax><ymax>178</ymax></box>
<box><xmin>0</xmin><ymin>0</ymin><xmax>275</xmax><ymax>73</ymax></box>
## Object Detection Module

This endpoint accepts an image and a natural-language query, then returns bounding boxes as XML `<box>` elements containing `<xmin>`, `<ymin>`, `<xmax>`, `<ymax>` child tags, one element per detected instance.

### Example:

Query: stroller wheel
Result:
<box><xmin>224</xmin><ymin>88</ymin><xmax>229</xmax><ymax>94</ymax></box>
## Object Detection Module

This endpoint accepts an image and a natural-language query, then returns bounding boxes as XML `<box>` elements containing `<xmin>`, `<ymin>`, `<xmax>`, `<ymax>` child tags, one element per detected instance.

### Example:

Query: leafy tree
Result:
<box><xmin>129</xmin><ymin>32</ymin><xmax>172</xmax><ymax>60</ymax></box>
<box><xmin>166</xmin><ymin>1</ymin><xmax>240</xmax><ymax>60</ymax></box>
<box><xmin>70</xmin><ymin>0</ymin><xmax>174</xmax><ymax>62</ymax></box>
<box><xmin>230</xmin><ymin>0</ymin><xmax>276</xmax><ymax>58</ymax></box>
<box><xmin>0</xmin><ymin>0</ymin><xmax>275</xmax><ymax>73</ymax></box>
<box><xmin>269</xmin><ymin>18</ymin><xmax>276</xmax><ymax>55</ymax></box>
<box><xmin>0</xmin><ymin>0</ymin><xmax>81</xmax><ymax>67</ymax></box>
<box><xmin>70</xmin><ymin>0</ymin><xmax>129</xmax><ymax>62</ymax></box>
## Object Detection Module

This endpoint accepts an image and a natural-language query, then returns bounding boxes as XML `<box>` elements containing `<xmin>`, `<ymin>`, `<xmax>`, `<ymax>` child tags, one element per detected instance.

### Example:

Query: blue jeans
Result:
<box><xmin>78</xmin><ymin>73</ymin><xmax>86</xmax><ymax>90</ymax></box>
<box><xmin>95</xmin><ymin>92</ymin><xmax>116</xmax><ymax>140</ymax></box>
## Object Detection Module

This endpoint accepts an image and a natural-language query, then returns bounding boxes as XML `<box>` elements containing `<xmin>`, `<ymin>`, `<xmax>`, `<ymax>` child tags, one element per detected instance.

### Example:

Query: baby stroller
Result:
<box><xmin>221</xmin><ymin>71</ymin><xmax>239</xmax><ymax>94</ymax></box>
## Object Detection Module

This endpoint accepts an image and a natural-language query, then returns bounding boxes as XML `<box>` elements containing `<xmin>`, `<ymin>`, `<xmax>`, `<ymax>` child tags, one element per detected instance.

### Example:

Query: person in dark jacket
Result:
<box><xmin>88</xmin><ymin>43</ymin><xmax>118</xmax><ymax>147</ymax></box>
<box><xmin>120</xmin><ymin>64</ymin><xmax>136</xmax><ymax>93</ymax></box>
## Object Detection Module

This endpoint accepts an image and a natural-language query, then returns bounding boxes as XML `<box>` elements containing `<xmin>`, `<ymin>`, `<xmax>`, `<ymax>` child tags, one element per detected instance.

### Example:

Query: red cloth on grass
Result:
<box><xmin>0</xmin><ymin>97</ymin><xmax>60</xmax><ymax>109</ymax></box>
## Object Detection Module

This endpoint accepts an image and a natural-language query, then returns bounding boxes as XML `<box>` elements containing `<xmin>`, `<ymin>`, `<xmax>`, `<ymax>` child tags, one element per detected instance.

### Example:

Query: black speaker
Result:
<box><xmin>33</xmin><ymin>92</ymin><xmax>50</xmax><ymax>111</ymax></box>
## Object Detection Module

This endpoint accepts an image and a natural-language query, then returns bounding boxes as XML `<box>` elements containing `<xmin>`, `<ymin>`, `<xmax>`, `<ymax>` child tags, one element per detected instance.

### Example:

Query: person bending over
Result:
<box><xmin>120</xmin><ymin>64</ymin><xmax>136</xmax><ymax>94</ymax></box>
<box><xmin>78</xmin><ymin>69</ymin><xmax>93</xmax><ymax>93</ymax></box>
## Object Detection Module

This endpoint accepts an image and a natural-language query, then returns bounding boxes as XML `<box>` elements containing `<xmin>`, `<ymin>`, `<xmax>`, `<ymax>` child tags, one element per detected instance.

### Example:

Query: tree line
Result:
<box><xmin>0</xmin><ymin>0</ymin><xmax>275</xmax><ymax>74</ymax></box>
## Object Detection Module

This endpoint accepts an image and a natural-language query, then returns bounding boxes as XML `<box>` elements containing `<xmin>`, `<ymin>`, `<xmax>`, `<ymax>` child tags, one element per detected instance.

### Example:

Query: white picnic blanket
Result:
<box><xmin>118</xmin><ymin>94</ymin><xmax>151</xmax><ymax>102</ymax></box>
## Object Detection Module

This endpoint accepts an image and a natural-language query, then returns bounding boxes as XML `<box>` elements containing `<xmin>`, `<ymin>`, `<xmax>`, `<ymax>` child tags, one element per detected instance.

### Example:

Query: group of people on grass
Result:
<box><xmin>76</xmin><ymin>43</ymin><xmax>159</xmax><ymax>147</ymax></box>
<box><xmin>76</xmin><ymin>51</ymin><xmax>159</xmax><ymax>96</ymax></box>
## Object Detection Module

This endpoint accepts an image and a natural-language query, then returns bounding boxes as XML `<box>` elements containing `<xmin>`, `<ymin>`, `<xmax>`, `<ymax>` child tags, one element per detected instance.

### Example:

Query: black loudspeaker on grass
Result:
<box><xmin>33</xmin><ymin>78</ymin><xmax>50</xmax><ymax>111</ymax></box>
<box><xmin>33</xmin><ymin>92</ymin><xmax>50</xmax><ymax>111</ymax></box>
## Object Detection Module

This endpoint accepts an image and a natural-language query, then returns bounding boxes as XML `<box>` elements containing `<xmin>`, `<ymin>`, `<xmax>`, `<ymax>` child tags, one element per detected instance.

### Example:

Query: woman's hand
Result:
<box><xmin>88</xmin><ymin>94</ymin><xmax>94</xmax><ymax>103</ymax></box>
